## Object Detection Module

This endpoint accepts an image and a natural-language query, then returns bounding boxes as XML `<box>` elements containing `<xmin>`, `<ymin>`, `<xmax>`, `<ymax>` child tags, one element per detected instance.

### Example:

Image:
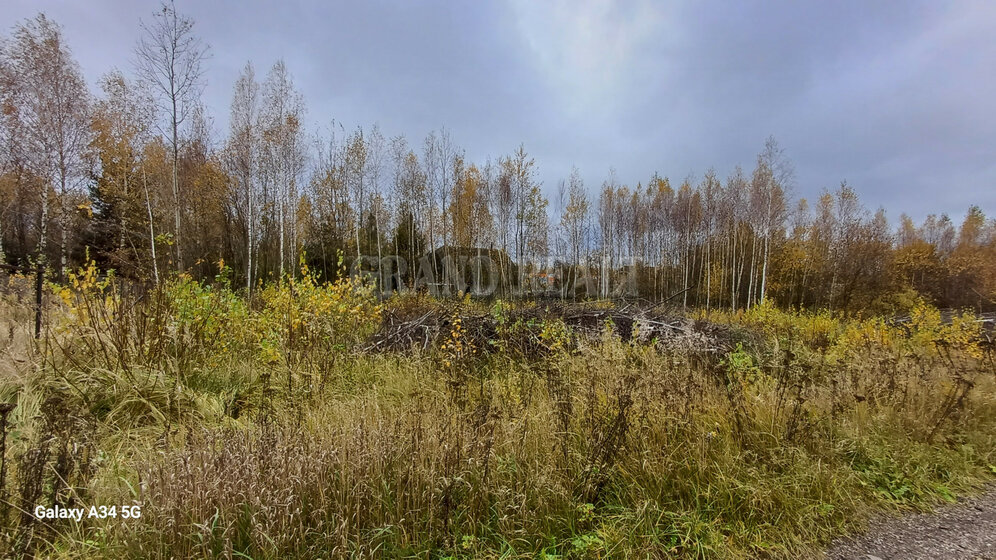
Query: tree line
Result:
<box><xmin>1</xmin><ymin>7</ymin><xmax>994</xmax><ymax>312</ymax></box>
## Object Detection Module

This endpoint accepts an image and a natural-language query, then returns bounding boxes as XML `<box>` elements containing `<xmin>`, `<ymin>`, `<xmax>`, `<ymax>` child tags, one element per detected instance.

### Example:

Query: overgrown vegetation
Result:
<box><xmin>3</xmin><ymin>5</ymin><xmax>996</xmax><ymax>559</ymax></box>
<box><xmin>0</xmin><ymin>263</ymin><xmax>994</xmax><ymax>558</ymax></box>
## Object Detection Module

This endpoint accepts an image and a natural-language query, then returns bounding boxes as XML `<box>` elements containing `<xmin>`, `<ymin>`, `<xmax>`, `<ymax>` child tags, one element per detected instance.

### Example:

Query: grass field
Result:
<box><xmin>0</xmin><ymin>265</ymin><xmax>994</xmax><ymax>558</ymax></box>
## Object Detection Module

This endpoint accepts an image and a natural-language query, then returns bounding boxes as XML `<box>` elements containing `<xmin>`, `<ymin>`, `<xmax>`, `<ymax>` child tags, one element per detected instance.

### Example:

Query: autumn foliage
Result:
<box><xmin>1</xmin><ymin>13</ymin><xmax>994</xmax><ymax>314</ymax></box>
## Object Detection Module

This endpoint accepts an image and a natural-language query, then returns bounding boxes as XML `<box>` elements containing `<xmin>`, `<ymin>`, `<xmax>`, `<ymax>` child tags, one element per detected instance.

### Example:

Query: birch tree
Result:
<box><xmin>135</xmin><ymin>0</ymin><xmax>209</xmax><ymax>271</ymax></box>
<box><xmin>560</xmin><ymin>166</ymin><xmax>589</xmax><ymax>289</ymax></box>
<box><xmin>366</xmin><ymin>124</ymin><xmax>387</xmax><ymax>284</ymax></box>
<box><xmin>423</xmin><ymin>129</ymin><xmax>456</xmax><ymax>279</ymax></box>
<box><xmin>752</xmin><ymin>136</ymin><xmax>791</xmax><ymax>305</ymax></box>
<box><xmin>345</xmin><ymin>128</ymin><xmax>368</xmax><ymax>260</ymax></box>
<box><xmin>260</xmin><ymin>60</ymin><xmax>306</xmax><ymax>278</ymax></box>
<box><xmin>225</xmin><ymin>63</ymin><xmax>261</xmax><ymax>291</ymax></box>
<box><xmin>2</xmin><ymin>14</ymin><xmax>91</xmax><ymax>277</ymax></box>
<box><xmin>390</xmin><ymin>136</ymin><xmax>427</xmax><ymax>284</ymax></box>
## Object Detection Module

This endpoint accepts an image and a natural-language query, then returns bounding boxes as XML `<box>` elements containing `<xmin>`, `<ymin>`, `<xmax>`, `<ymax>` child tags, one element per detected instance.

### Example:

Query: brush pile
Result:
<box><xmin>364</xmin><ymin>300</ymin><xmax>744</xmax><ymax>356</ymax></box>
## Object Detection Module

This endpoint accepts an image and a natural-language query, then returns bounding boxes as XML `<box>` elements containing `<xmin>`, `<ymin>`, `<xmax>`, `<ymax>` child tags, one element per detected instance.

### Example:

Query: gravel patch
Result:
<box><xmin>826</xmin><ymin>487</ymin><xmax>996</xmax><ymax>560</ymax></box>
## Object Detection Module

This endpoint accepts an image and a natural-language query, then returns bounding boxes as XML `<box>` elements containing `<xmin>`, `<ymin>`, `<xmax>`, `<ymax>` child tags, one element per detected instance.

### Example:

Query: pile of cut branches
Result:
<box><xmin>364</xmin><ymin>301</ymin><xmax>742</xmax><ymax>356</ymax></box>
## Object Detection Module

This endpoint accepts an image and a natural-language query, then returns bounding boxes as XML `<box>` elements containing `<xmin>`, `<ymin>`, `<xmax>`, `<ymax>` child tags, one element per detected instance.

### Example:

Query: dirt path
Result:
<box><xmin>826</xmin><ymin>487</ymin><xmax>996</xmax><ymax>560</ymax></box>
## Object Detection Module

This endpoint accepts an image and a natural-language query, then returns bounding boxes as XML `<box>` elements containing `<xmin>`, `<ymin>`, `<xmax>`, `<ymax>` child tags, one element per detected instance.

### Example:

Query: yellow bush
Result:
<box><xmin>253</xmin><ymin>260</ymin><xmax>382</xmax><ymax>364</ymax></box>
<box><xmin>55</xmin><ymin>258</ymin><xmax>382</xmax><ymax>370</ymax></box>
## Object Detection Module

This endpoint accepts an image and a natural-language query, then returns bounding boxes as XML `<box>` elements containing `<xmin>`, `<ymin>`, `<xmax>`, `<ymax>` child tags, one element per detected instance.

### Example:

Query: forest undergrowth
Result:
<box><xmin>0</xmin><ymin>262</ymin><xmax>994</xmax><ymax>559</ymax></box>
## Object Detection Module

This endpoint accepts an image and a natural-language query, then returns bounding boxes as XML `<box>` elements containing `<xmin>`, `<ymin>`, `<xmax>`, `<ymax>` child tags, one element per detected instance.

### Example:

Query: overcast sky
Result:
<box><xmin>5</xmin><ymin>0</ymin><xmax>995</xmax><ymax>222</ymax></box>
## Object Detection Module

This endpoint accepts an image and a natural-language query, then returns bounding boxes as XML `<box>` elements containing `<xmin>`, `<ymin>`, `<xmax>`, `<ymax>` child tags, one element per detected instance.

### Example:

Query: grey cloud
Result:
<box><xmin>5</xmin><ymin>0</ymin><xmax>993</xmax><ymax>221</ymax></box>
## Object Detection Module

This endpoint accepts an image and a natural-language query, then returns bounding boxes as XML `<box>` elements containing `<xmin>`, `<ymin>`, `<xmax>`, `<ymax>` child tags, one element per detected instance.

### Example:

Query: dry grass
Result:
<box><xmin>0</xmin><ymin>273</ymin><xmax>994</xmax><ymax>558</ymax></box>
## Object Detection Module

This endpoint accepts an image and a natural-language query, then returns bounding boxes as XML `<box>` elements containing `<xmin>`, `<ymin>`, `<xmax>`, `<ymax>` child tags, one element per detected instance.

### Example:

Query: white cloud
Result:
<box><xmin>508</xmin><ymin>0</ymin><xmax>674</xmax><ymax>116</ymax></box>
